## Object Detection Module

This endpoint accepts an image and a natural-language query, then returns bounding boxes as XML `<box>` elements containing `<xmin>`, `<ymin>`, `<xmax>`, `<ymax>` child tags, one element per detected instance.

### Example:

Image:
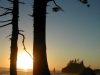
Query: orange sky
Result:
<box><xmin>0</xmin><ymin>0</ymin><xmax>100</xmax><ymax>71</ymax></box>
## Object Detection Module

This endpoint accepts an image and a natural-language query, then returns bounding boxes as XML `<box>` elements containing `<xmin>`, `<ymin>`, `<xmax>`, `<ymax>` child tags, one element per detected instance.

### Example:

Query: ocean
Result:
<box><xmin>0</xmin><ymin>68</ymin><xmax>77</xmax><ymax>75</ymax></box>
<box><xmin>0</xmin><ymin>68</ymin><xmax>100</xmax><ymax>75</ymax></box>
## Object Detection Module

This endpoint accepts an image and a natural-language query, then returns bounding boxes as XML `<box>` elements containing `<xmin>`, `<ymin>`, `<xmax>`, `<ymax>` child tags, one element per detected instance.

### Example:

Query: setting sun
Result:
<box><xmin>17</xmin><ymin>51</ymin><xmax>33</xmax><ymax>70</ymax></box>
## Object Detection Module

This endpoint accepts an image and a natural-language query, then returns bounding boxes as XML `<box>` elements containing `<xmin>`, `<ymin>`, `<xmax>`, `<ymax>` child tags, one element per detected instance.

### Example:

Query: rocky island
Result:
<box><xmin>61</xmin><ymin>59</ymin><xmax>85</xmax><ymax>74</ymax></box>
<box><xmin>80</xmin><ymin>67</ymin><xmax>96</xmax><ymax>75</ymax></box>
<box><xmin>61</xmin><ymin>59</ymin><xmax>97</xmax><ymax>75</ymax></box>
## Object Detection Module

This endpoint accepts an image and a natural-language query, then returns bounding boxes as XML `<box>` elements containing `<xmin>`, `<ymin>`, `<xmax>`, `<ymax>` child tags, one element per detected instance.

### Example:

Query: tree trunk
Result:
<box><xmin>33</xmin><ymin>0</ymin><xmax>51</xmax><ymax>75</ymax></box>
<box><xmin>10</xmin><ymin>0</ymin><xmax>19</xmax><ymax>75</ymax></box>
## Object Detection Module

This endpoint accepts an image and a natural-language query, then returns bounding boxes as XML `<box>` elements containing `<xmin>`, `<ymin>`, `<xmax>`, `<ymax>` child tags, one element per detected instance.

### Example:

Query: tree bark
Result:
<box><xmin>10</xmin><ymin>0</ymin><xmax>19</xmax><ymax>75</ymax></box>
<box><xmin>33</xmin><ymin>0</ymin><xmax>51</xmax><ymax>75</ymax></box>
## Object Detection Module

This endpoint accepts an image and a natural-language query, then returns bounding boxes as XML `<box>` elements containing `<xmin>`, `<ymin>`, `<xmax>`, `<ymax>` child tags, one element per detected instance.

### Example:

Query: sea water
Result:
<box><xmin>1</xmin><ymin>68</ymin><xmax>100</xmax><ymax>75</ymax></box>
<box><xmin>0</xmin><ymin>68</ymin><xmax>77</xmax><ymax>75</ymax></box>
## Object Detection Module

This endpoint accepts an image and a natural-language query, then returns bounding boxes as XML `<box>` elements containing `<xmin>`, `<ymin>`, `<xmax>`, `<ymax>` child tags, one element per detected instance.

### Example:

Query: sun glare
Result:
<box><xmin>17</xmin><ymin>52</ymin><xmax>33</xmax><ymax>70</ymax></box>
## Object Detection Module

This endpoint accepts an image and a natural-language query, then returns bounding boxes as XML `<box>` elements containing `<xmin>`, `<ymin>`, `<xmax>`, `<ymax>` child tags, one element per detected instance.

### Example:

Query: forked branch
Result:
<box><xmin>52</xmin><ymin>0</ymin><xmax>64</xmax><ymax>12</ymax></box>
<box><xmin>19</xmin><ymin>33</ymin><xmax>33</xmax><ymax>59</ymax></box>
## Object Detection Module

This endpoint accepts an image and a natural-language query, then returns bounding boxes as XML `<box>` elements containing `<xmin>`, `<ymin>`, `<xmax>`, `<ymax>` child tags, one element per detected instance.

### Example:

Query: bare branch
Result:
<box><xmin>52</xmin><ymin>0</ymin><xmax>64</xmax><ymax>12</ymax></box>
<box><xmin>79</xmin><ymin>0</ymin><xmax>87</xmax><ymax>4</ymax></box>
<box><xmin>28</xmin><ymin>14</ymin><xmax>33</xmax><ymax>17</ymax></box>
<box><xmin>19</xmin><ymin>33</ymin><xmax>25</xmax><ymax>48</ymax></box>
<box><xmin>0</xmin><ymin>20</ymin><xmax>12</xmax><ymax>23</ymax></box>
<box><xmin>0</xmin><ymin>12</ymin><xmax>12</xmax><ymax>17</ymax></box>
<box><xmin>78</xmin><ymin>0</ymin><xmax>90</xmax><ymax>7</ymax></box>
<box><xmin>0</xmin><ymin>6</ymin><xmax>12</xmax><ymax>11</ymax></box>
<box><xmin>8</xmin><ymin>0</ymin><xmax>13</xmax><ymax>3</ymax></box>
<box><xmin>8</xmin><ymin>0</ymin><xmax>13</xmax><ymax>1</ymax></box>
<box><xmin>0</xmin><ymin>22</ymin><xmax>12</xmax><ymax>28</ymax></box>
<box><xmin>19</xmin><ymin>33</ymin><xmax>33</xmax><ymax>59</ymax></box>
<box><xmin>19</xmin><ymin>30</ymin><xmax>24</xmax><ymax>32</ymax></box>
<box><xmin>19</xmin><ymin>2</ymin><xmax>25</xmax><ymax>4</ymax></box>
<box><xmin>6</xmin><ymin>34</ymin><xmax>12</xmax><ymax>38</ymax></box>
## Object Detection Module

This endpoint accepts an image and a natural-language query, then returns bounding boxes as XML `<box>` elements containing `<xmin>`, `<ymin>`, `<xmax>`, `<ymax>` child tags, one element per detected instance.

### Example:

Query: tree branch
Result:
<box><xmin>79</xmin><ymin>0</ymin><xmax>87</xmax><ymax>4</ymax></box>
<box><xmin>78</xmin><ymin>0</ymin><xmax>90</xmax><ymax>7</ymax></box>
<box><xmin>8</xmin><ymin>0</ymin><xmax>13</xmax><ymax>3</ymax></box>
<box><xmin>0</xmin><ymin>22</ymin><xmax>12</xmax><ymax>28</ymax></box>
<box><xmin>0</xmin><ymin>20</ymin><xmax>12</xmax><ymax>23</ymax></box>
<box><xmin>19</xmin><ymin>2</ymin><xmax>25</xmax><ymax>4</ymax></box>
<box><xmin>0</xmin><ymin>6</ymin><xmax>12</xmax><ymax>11</ymax></box>
<box><xmin>28</xmin><ymin>14</ymin><xmax>33</xmax><ymax>17</ymax></box>
<box><xmin>19</xmin><ymin>30</ymin><xmax>24</xmax><ymax>32</ymax></box>
<box><xmin>52</xmin><ymin>0</ymin><xmax>64</xmax><ymax>12</ymax></box>
<box><xmin>0</xmin><ymin>12</ymin><xmax>12</xmax><ymax>17</ymax></box>
<box><xmin>6</xmin><ymin>34</ymin><xmax>12</xmax><ymax>38</ymax></box>
<box><xmin>19</xmin><ymin>33</ymin><xmax>33</xmax><ymax>59</ymax></box>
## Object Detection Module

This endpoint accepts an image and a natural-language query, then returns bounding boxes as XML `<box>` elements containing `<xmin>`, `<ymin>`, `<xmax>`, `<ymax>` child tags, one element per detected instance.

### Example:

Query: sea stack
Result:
<box><xmin>79</xmin><ymin>67</ymin><xmax>96</xmax><ymax>75</ymax></box>
<box><xmin>61</xmin><ymin>59</ymin><xmax>85</xmax><ymax>74</ymax></box>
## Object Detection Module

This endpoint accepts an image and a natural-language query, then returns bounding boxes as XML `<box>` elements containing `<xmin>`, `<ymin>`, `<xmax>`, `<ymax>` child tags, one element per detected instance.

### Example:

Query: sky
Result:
<box><xmin>0</xmin><ymin>0</ymin><xmax>100</xmax><ymax>71</ymax></box>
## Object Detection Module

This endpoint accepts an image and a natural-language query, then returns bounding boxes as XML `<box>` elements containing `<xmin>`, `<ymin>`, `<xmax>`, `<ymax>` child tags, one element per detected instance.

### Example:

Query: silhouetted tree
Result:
<box><xmin>32</xmin><ymin>0</ymin><xmax>52</xmax><ymax>75</ymax></box>
<box><xmin>9</xmin><ymin>0</ymin><xmax>19</xmax><ymax>75</ymax></box>
<box><xmin>0</xmin><ymin>0</ymin><xmax>25</xmax><ymax>75</ymax></box>
<box><xmin>31</xmin><ymin>0</ymin><xmax>90</xmax><ymax>75</ymax></box>
<box><xmin>77</xmin><ymin>58</ymin><xmax>79</xmax><ymax>62</ymax></box>
<box><xmin>75</xmin><ymin>59</ymin><xmax>77</xmax><ymax>63</ymax></box>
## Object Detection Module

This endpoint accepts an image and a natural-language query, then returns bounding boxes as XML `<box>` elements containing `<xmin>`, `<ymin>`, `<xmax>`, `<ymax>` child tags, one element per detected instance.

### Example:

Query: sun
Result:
<box><xmin>17</xmin><ymin>51</ymin><xmax>33</xmax><ymax>70</ymax></box>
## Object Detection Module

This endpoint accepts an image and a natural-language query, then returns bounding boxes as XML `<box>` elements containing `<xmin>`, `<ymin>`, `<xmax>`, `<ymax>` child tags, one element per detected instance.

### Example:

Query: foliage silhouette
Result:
<box><xmin>62</xmin><ymin>59</ymin><xmax>85</xmax><ymax>74</ymax></box>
